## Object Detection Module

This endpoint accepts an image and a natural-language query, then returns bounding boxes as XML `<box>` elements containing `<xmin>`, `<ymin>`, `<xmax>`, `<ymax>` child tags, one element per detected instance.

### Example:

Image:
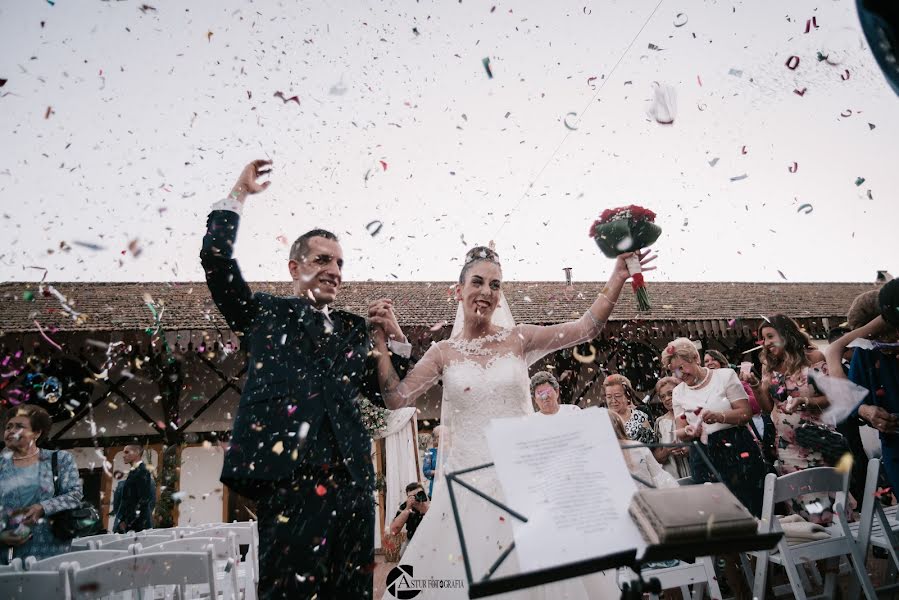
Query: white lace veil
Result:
<box><xmin>449</xmin><ymin>244</ymin><xmax>516</xmax><ymax>338</ymax></box>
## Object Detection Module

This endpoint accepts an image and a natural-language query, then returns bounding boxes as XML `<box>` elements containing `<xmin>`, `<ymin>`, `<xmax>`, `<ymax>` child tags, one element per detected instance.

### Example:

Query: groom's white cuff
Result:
<box><xmin>211</xmin><ymin>197</ymin><xmax>244</xmax><ymax>216</ymax></box>
<box><xmin>388</xmin><ymin>339</ymin><xmax>412</xmax><ymax>358</ymax></box>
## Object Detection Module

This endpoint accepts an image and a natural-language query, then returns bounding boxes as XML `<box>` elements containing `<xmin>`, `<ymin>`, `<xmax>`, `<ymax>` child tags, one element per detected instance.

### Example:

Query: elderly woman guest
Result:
<box><xmin>663</xmin><ymin>339</ymin><xmax>767</xmax><ymax>516</ymax></box>
<box><xmin>603</xmin><ymin>374</ymin><xmax>655</xmax><ymax>444</ymax></box>
<box><xmin>1</xmin><ymin>405</ymin><xmax>83</xmax><ymax>564</ymax></box>
<box><xmin>531</xmin><ymin>371</ymin><xmax>580</xmax><ymax>416</ymax></box>
<box><xmin>652</xmin><ymin>377</ymin><xmax>691</xmax><ymax>479</ymax></box>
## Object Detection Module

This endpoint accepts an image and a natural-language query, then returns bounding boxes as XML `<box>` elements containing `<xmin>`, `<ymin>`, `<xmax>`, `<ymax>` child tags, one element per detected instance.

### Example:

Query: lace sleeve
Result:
<box><xmin>384</xmin><ymin>341</ymin><xmax>445</xmax><ymax>409</ymax></box>
<box><xmin>517</xmin><ymin>312</ymin><xmax>604</xmax><ymax>366</ymax></box>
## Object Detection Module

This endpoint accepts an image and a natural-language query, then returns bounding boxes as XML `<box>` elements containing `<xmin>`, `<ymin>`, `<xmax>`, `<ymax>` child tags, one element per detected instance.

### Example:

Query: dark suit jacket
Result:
<box><xmin>201</xmin><ymin>209</ymin><xmax>408</xmax><ymax>499</ymax></box>
<box><xmin>117</xmin><ymin>462</ymin><xmax>154</xmax><ymax>532</ymax></box>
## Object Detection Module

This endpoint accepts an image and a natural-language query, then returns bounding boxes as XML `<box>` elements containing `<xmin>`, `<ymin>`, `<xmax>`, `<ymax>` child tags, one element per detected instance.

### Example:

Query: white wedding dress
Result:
<box><xmin>386</xmin><ymin>317</ymin><xmax>620</xmax><ymax>599</ymax></box>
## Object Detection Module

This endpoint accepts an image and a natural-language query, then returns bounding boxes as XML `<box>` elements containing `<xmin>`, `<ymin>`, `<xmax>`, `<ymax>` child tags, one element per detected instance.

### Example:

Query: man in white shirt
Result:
<box><xmin>530</xmin><ymin>371</ymin><xmax>580</xmax><ymax>416</ymax></box>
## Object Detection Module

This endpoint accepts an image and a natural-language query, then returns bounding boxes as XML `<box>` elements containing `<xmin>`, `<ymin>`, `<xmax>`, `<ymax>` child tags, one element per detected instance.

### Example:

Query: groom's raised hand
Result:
<box><xmin>229</xmin><ymin>159</ymin><xmax>273</xmax><ymax>203</ymax></box>
<box><xmin>368</xmin><ymin>299</ymin><xmax>405</xmax><ymax>343</ymax></box>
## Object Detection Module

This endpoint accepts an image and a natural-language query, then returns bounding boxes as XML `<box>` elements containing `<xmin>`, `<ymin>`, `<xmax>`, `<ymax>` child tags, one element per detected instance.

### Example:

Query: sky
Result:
<box><xmin>1</xmin><ymin>0</ymin><xmax>897</xmax><ymax>285</ymax></box>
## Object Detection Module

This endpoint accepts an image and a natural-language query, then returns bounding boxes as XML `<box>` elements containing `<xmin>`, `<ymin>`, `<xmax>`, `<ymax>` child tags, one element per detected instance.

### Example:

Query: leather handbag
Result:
<box><xmin>48</xmin><ymin>451</ymin><xmax>104</xmax><ymax>540</ymax></box>
<box><xmin>795</xmin><ymin>421</ymin><xmax>850</xmax><ymax>466</ymax></box>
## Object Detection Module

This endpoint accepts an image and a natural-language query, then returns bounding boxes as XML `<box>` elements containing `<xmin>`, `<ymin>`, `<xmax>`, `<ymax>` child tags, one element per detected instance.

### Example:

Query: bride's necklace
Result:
<box><xmin>450</xmin><ymin>328</ymin><xmax>509</xmax><ymax>355</ymax></box>
<box><xmin>687</xmin><ymin>367</ymin><xmax>712</xmax><ymax>390</ymax></box>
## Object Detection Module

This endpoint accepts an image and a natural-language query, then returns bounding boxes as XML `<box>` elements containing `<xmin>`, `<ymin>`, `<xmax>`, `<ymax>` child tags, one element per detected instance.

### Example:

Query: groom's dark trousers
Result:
<box><xmin>201</xmin><ymin>208</ymin><xmax>408</xmax><ymax>599</ymax></box>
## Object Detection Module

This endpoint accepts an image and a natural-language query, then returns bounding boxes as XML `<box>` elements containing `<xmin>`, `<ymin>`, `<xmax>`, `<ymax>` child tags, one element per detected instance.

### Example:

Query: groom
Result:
<box><xmin>200</xmin><ymin>160</ymin><xmax>410</xmax><ymax>599</ymax></box>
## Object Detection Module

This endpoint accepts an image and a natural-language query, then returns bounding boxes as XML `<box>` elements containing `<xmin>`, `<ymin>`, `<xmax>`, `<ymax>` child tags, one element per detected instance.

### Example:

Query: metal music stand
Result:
<box><xmin>444</xmin><ymin>440</ymin><xmax>783</xmax><ymax>599</ymax></box>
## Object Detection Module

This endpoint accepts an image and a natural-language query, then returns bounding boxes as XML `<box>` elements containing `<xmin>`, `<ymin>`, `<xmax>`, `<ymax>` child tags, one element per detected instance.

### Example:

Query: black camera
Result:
<box><xmin>414</xmin><ymin>490</ymin><xmax>429</xmax><ymax>503</ymax></box>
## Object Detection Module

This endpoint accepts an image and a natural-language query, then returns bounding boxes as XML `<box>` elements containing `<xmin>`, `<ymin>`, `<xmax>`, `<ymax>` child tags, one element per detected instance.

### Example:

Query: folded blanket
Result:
<box><xmin>778</xmin><ymin>514</ymin><xmax>831</xmax><ymax>543</ymax></box>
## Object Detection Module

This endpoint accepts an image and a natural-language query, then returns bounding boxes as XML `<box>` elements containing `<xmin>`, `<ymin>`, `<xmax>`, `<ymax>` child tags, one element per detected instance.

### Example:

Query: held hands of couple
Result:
<box><xmin>229</xmin><ymin>159</ymin><xmax>273</xmax><ymax>203</ymax></box>
<box><xmin>368</xmin><ymin>299</ymin><xmax>404</xmax><ymax>345</ymax></box>
<box><xmin>858</xmin><ymin>405</ymin><xmax>899</xmax><ymax>434</ymax></box>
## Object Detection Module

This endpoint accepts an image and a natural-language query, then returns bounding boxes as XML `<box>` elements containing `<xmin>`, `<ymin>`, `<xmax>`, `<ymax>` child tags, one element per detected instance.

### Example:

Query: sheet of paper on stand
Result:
<box><xmin>486</xmin><ymin>407</ymin><xmax>645</xmax><ymax>572</ymax></box>
<box><xmin>808</xmin><ymin>372</ymin><xmax>870</xmax><ymax>427</ymax></box>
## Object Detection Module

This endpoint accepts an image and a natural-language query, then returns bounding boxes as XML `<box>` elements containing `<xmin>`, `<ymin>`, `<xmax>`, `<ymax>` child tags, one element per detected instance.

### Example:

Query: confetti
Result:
<box><xmin>834</xmin><ymin>452</ymin><xmax>854</xmax><ymax>474</ymax></box>
<box><xmin>365</xmin><ymin>220</ymin><xmax>383</xmax><ymax>236</ymax></box>
<box><xmin>708</xmin><ymin>157</ymin><xmax>719</xmax><ymax>167</ymax></box>
<box><xmin>741</xmin><ymin>145</ymin><xmax>748</xmax><ymax>155</ymax></box>
<box><xmin>572</xmin><ymin>344</ymin><xmax>597</xmax><ymax>364</ymax></box>
<box><xmin>207</xmin><ymin>31</ymin><xmax>213</xmax><ymax>42</ymax></box>
<box><xmin>583</xmin><ymin>7</ymin><xmax>591</xmax><ymax>15</ymax></box>
<box><xmin>785</xmin><ymin>56</ymin><xmax>800</xmax><ymax>70</ymax></box>
<box><xmin>563</xmin><ymin>112</ymin><xmax>579</xmax><ymax>130</ymax></box>
<box><xmin>873</xmin><ymin>487</ymin><xmax>892</xmax><ymax>498</ymax></box>
<box><xmin>648</xmin><ymin>43</ymin><xmax>662</xmax><ymax>51</ymax></box>
<box><xmin>44</xmin><ymin>106</ymin><xmax>54</xmax><ymax>119</ymax></box>
<box><xmin>138</xmin><ymin>4</ymin><xmax>157</xmax><ymax>13</ymax></box>
<box><xmin>379</xmin><ymin>160</ymin><xmax>388</xmax><ymax>171</ymax></box>
<box><xmin>274</xmin><ymin>91</ymin><xmax>300</xmax><ymax>105</ymax></box>
<box><xmin>730</xmin><ymin>174</ymin><xmax>748</xmax><ymax>182</ymax></box>
<box><xmin>271</xmin><ymin>441</ymin><xmax>284</xmax><ymax>455</ymax></box>
<box><xmin>804</xmin><ymin>17</ymin><xmax>819</xmax><ymax>33</ymax></box>
<box><xmin>788</xmin><ymin>162</ymin><xmax>798</xmax><ymax>173</ymax></box>
<box><xmin>34</xmin><ymin>320</ymin><xmax>63</xmax><ymax>351</ymax></box>
<box><xmin>482</xmin><ymin>57</ymin><xmax>493</xmax><ymax>78</ymax></box>
<box><xmin>777</xmin><ymin>270</ymin><xmax>788</xmax><ymax>280</ymax></box>
<box><xmin>587</xmin><ymin>76</ymin><xmax>598</xmax><ymax>86</ymax></box>
<box><xmin>739</xmin><ymin>452</ymin><xmax>750</xmax><ymax>458</ymax></box>
<box><xmin>794</xmin><ymin>88</ymin><xmax>808</xmax><ymax>96</ymax></box>
<box><xmin>315</xmin><ymin>484</ymin><xmax>327</xmax><ymax>496</ymax></box>
<box><xmin>840</xmin><ymin>109</ymin><xmax>853</xmax><ymax>117</ymax></box>
<box><xmin>673</xmin><ymin>13</ymin><xmax>688</xmax><ymax>27</ymax></box>
<box><xmin>855</xmin><ymin>177</ymin><xmax>865</xmax><ymax>186</ymax></box>
<box><xmin>841</xmin><ymin>69</ymin><xmax>850</xmax><ymax>80</ymax></box>
<box><xmin>0</xmin><ymin>79</ymin><xmax>7</xmax><ymax>88</ymax></box>
<box><xmin>23</xmin><ymin>291</ymin><xmax>34</xmax><ymax>302</ymax></box>
<box><xmin>73</xmin><ymin>241</ymin><xmax>106</xmax><ymax>251</ymax></box>
<box><xmin>648</xmin><ymin>82</ymin><xmax>676</xmax><ymax>125</ymax></box>
<box><xmin>728</xmin><ymin>68</ymin><xmax>743</xmax><ymax>78</ymax></box>
<box><xmin>797</xmin><ymin>203</ymin><xmax>813</xmax><ymax>214</ymax></box>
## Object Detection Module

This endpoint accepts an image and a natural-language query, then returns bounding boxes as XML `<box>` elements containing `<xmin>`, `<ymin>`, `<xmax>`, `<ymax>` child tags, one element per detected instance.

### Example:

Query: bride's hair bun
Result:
<box><xmin>459</xmin><ymin>246</ymin><xmax>502</xmax><ymax>284</ymax></box>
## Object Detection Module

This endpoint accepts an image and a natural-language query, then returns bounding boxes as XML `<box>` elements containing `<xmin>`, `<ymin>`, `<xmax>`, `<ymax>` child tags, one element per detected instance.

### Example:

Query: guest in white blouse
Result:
<box><xmin>530</xmin><ymin>371</ymin><xmax>580</xmax><ymax>416</ymax></box>
<box><xmin>651</xmin><ymin>376</ymin><xmax>691</xmax><ymax>479</ymax></box>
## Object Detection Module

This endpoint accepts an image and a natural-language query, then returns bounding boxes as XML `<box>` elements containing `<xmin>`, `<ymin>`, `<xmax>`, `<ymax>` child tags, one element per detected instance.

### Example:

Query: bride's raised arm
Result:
<box><xmin>371</xmin><ymin>329</ymin><xmax>445</xmax><ymax>410</ymax></box>
<box><xmin>518</xmin><ymin>250</ymin><xmax>655</xmax><ymax>365</ymax></box>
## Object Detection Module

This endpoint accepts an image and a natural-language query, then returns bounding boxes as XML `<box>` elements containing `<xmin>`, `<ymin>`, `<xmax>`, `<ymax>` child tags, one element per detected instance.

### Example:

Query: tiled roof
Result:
<box><xmin>0</xmin><ymin>281</ymin><xmax>878</xmax><ymax>334</ymax></box>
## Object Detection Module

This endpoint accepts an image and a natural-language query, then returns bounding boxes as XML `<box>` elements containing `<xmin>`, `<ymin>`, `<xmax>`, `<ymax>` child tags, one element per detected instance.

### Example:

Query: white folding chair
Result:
<box><xmin>26</xmin><ymin>549</ymin><xmax>128</xmax><ymax>571</ymax></box>
<box><xmin>0</xmin><ymin>569</ymin><xmax>70</xmax><ymax>600</ymax></box>
<box><xmin>184</xmin><ymin>523</ymin><xmax>258</xmax><ymax>600</ymax></box>
<box><xmin>752</xmin><ymin>467</ymin><xmax>878</xmax><ymax>600</ymax></box>
<box><xmin>68</xmin><ymin>549</ymin><xmax>217</xmax><ymax>600</ymax></box>
<box><xmin>70</xmin><ymin>533</ymin><xmax>123</xmax><ymax>551</ymax></box>
<box><xmin>618</xmin><ymin>556</ymin><xmax>722</xmax><ymax>600</ymax></box>
<box><xmin>139</xmin><ymin>538</ymin><xmax>240</xmax><ymax>600</ymax></box>
<box><xmin>99</xmin><ymin>534</ymin><xmax>172</xmax><ymax>551</ymax></box>
<box><xmin>0</xmin><ymin>558</ymin><xmax>23</xmax><ymax>573</ymax></box>
<box><xmin>850</xmin><ymin>458</ymin><xmax>899</xmax><ymax>596</ymax></box>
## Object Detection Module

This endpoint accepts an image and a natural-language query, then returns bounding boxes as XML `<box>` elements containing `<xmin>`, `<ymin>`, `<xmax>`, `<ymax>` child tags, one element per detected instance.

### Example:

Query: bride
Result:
<box><xmin>369</xmin><ymin>245</ymin><xmax>654</xmax><ymax>599</ymax></box>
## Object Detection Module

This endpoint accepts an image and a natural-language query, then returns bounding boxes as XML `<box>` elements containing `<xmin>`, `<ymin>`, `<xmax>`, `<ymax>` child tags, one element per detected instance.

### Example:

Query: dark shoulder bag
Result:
<box><xmin>48</xmin><ymin>451</ymin><xmax>103</xmax><ymax>540</ymax></box>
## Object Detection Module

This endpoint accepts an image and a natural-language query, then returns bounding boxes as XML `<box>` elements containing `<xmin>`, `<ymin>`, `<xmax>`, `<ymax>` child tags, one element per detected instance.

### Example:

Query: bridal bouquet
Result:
<box><xmin>356</xmin><ymin>395</ymin><xmax>389</xmax><ymax>436</ymax></box>
<box><xmin>589</xmin><ymin>205</ymin><xmax>662</xmax><ymax>311</ymax></box>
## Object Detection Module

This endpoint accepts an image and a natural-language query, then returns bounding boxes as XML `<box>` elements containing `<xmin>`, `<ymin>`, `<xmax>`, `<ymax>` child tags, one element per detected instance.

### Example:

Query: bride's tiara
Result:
<box><xmin>464</xmin><ymin>246</ymin><xmax>501</xmax><ymax>266</ymax></box>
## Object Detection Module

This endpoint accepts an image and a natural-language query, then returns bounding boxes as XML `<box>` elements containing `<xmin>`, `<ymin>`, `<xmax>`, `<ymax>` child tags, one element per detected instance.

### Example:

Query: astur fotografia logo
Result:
<box><xmin>386</xmin><ymin>564</ymin><xmax>467</xmax><ymax>598</ymax></box>
<box><xmin>386</xmin><ymin>564</ymin><xmax>421</xmax><ymax>599</ymax></box>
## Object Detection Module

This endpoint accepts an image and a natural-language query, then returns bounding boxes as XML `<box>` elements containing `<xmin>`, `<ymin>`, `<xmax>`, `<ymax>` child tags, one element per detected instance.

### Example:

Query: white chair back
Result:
<box><xmin>68</xmin><ymin>549</ymin><xmax>217</xmax><ymax>600</ymax></box>
<box><xmin>99</xmin><ymin>534</ymin><xmax>172</xmax><ymax>551</ymax></box>
<box><xmin>70</xmin><ymin>533</ymin><xmax>122</xmax><ymax>551</ymax></box>
<box><xmin>0</xmin><ymin>570</ymin><xmax>70</xmax><ymax>600</ymax></box>
<box><xmin>184</xmin><ymin>523</ymin><xmax>258</xmax><ymax>599</ymax></box>
<box><xmin>0</xmin><ymin>558</ymin><xmax>23</xmax><ymax>573</ymax></box>
<box><xmin>140</xmin><ymin>536</ymin><xmax>236</xmax><ymax>561</ymax></box>
<box><xmin>26</xmin><ymin>550</ymin><xmax>128</xmax><ymax>572</ymax></box>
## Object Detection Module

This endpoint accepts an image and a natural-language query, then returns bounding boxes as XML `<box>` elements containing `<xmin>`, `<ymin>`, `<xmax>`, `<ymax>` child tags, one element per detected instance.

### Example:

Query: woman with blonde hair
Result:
<box><xmin>652</xmin><ymin>376</ymin><xmax>691</xmax><ymax>479</ymax></box>
<box><xmin>603</xmin><ymin>374</ymin><xmax>655</xmax><ymax>445</ymax></box>
<box><xmin>662</xmin><ymin>338</ymin><xmax>766</xmax><ymax>516</ymax></box>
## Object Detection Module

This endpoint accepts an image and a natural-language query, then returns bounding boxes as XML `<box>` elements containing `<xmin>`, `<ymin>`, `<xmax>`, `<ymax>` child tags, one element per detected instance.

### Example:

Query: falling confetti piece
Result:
<box><xmin>572</xmin><ymin>344</ymin><xmax>597</xmax><ymax>364</ymax></box>
<box><xmin>587</xmin><ymin>76</ymin><xmax>597</xmax><ymax>86</ymax></box>
<box><xmin>834</xmin><ymin>452</ymin><xmax>854</xmax><ymax>474</ymax></box>
<box><xmin>794</xmin><ymin>87</ymin><xmax>808</xmax><ymax>96</ymax></box>
<box><xmin>648</xmin><ymin>43</ymin><xmax>662</xmax><ymax>51</ymax></box>
<box><xmin>840</xmin><ymin>109</ymin><xmax>853</xmax><ymax>117</ymax></box>
<box><xmin>708</xmin><ymin>157</ymin><xmax>719</xmax><ymax>167</ymax></box>
<box><xmin>788</xmin><ymin>162</ymin><xmax>798</xmax><ymax>173</ymax></box>
<box><xmin>741</xmin><ymin>145</ymin><xmax>748</xmax><ymax>155</ymax></box>
<box><xmin>841</xmin><ymin>69</ymin><xmax>850</xmax><ymax>80</ymax></box>
<box><xmin>797</xmin><ymin>203</ymin><xmax>813</xmax><ymax>214</ymax></box>
<box><xmin>855</xmin><ymin>177</ymin><xmax>865</xmax><ymax>186</ymax></box>
<box><xmin>207</xmin><ymin>31</ymin><xmax>213</xmax><ymax>42</ymax></box>
<box><xmin>873</xmin><ymin>487</ymin><xmax>892</xmax><ymax>498</ymax></box>
<box><xmin>287</xmin><ymin>405</ymin><xmax>297</xmax><ymax>417</ymax></box>
<box><xmin>804</xmin><ymin>17</ymin><xmax>819</xmax><ymax>33</ymax></box>
<box><xmin>34</xmin><ymin>320</ymin><xmax>63</xmax><ymax>350</ymax></box>
<box><xmin>271</xmin><ymin>441</ymin><xmax>284</xmax><ymax>455</ymax></box>
<box><xmin>365</xmin><ymin>220</ymin><xmax>383</xmax><ymax>236</ymax></box>
<box><xmin>868</xmin><ymin>123</ymin><xmax>876</xmax><ymax>130</ymax></box>
<box><xmin>73</xmin><ymin>241</ymin><xmax>106</xmax><ymax>250</ymax></box>
<box><xmin>563</xmin><ymin>112</ymin><xmax>578</xmax><ymax>130</ymax></box>
<box><xmin>740</xmin><ymin>452</ymin><xmax>750</xmax><ymax>458</ymax></box>
<box><xmin>583</xmin><ymin>6</ymin><xmax>591</xmax><ymax>15</ymax></box>
<box><xmin>673</xmin><ymin>13</ymin><xmax>688</xmax><ymax>27</ymax></box>
<box><xmin>379</xmin><ymin>160</ymin><xmax>388</xmax><ymax>171</ymax></box>
<box><xmin>171</xmin><ymin>491</ymin><xmax>187</xmax><ymax>502</ymax></box>
<box><xmin>0</xmin><ymin>79</ymin><xmax>7</xmax><ymax>88</ymax></box>
<box><xmin>23</xmin><ymin>291</ymin><xmax>34</xmax><ymax>302</ymax></box>
<box><xmin>785</xmin><ymin>56</ymin><xmax>800</xmax><ymax>70</ymax></box>
<box><xmin>648</xmin><ymin>82</ymin><xmax>677</xmax><ymax>125</ymax></box>
<box><xmin>274</xmin><ymin>91</ymin><xmax>300</xmax><ymax>105</ymax></box>
<box><xmin>315</xmin><ymin>484</ymin><xmax>327</xmax><ymax>496</ymax></box>
<box><xmin>730</xmin><ymin>174</ymin><xmax>748</xmax><ymax>181</ymax></box>
<box><xmin>44</xmin><ymin>106</ymin><xmax>53</xmax><ymax>119</ymax></box>
<box><xmin>482</xmin><ymin>57</ymin><xmax>493</xmax><ymax>78</ymax></box>
<box><xmin>777</xmin><ymin>270</ymin><xmax>788</xmax><ymax>280</ymax></box>
<box><xmin>728</xmin><ymin>68</ymin><xmax>743</xmax><ymax>78</ymax></box>
<box><xmin>138</xmin><ymin>4</ymin><xmax>157</xmax><ymax>13</ymax></box>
